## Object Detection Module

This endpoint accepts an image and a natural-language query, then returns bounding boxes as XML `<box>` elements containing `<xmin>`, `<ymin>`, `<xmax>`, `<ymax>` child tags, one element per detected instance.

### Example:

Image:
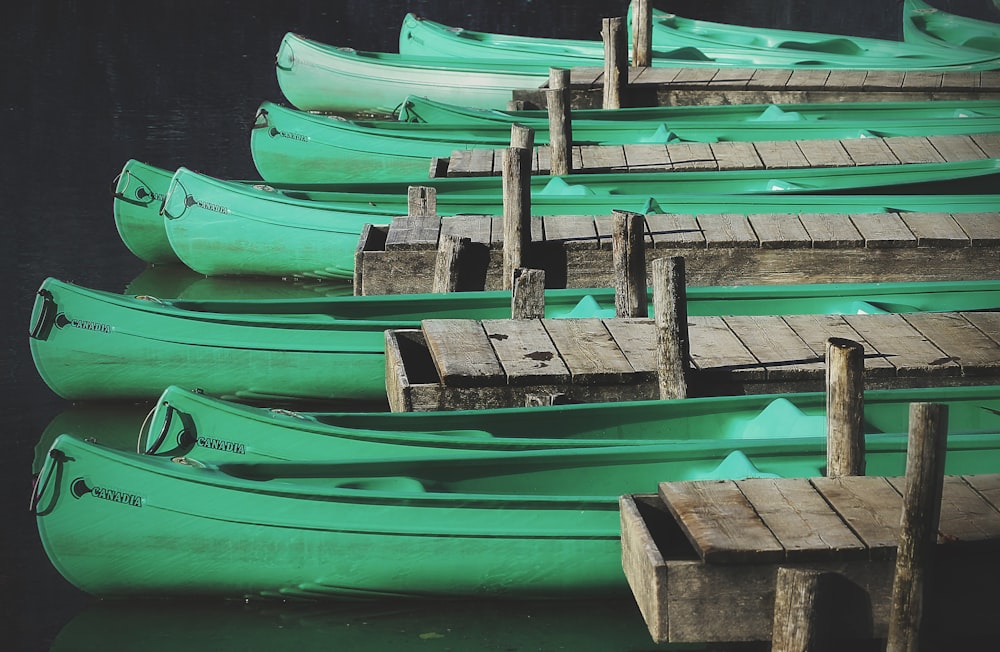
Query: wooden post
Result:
<box><xmin>503</xmin><ymin>125</ymin><xmax>534</xmax><ymax>290</ymax></box>
<box><xmin>771</xmin><ymin>567</ymin><xmax>831</xmax><ymax>652</ymax></box>
<box><xmin>407</xmin><ymin>186</ymin><xmax>437</xmax><ymax>217</ymax></box>
<box><xmin>511</xmin><ymin>267</ymin><xmax>545</xmax><ymax>319</ymax></box>
<box><xmin>825</xmin><ymin>337</ymin><xmax>866</xmax><ymax>478</ymax></box>
<box><xmin>612</xmin><ymin>210</ymin><xmax>647</xmax><ymax>318</ymax></box>
<box><xmin>432</xmin><ymin>234</ymin><xmax>469</xmax><ymax>293</ymax></box>
<box><xmin>601</xmin><ymin>17</ymin><xmax>626</xmax><ymax>109</ymax></box>
<box><xmin>652</xmin><ymin>256</ymin><xmax>688</xmax><ymax>399</ymax></box>
<box><xmin>631</xmin><ymin>0</ymin><xmax>653</xmax><ymax>67</ymax></box>
<box><xmin>546</xmin><ymin>68</ymin><xmax>572</xmax><ymax>176</ymax></box>
<box><xmin>886</xmin><ymin>402</ymin><xmax>949</xmax><ymax>652</ymax></box>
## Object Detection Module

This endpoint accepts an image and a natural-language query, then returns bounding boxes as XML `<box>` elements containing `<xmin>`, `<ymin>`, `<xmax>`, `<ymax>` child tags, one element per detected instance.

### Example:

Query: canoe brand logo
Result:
<box><xmin>269</xmin><ymin>127</ymin><xmax>309</xmax><ymax>142</ymax></box>
<box><xmin>192</xmin><ymin>198</ymin><xmax>230</xmax><ymax>214</ymax></box>
<box><xmin>54</xmin><ymin>313</ymin><xmax>112</xmax><ymax>334</ymax></box>
<box><xmin>197</xmin><ymin>436</ymin><xmax>246</xmax><ymax>455</ymax></box>
<box><xmin>71</xmin><ymin>478</ymin><xmax>143</xmax><ymax>508</ymax></box>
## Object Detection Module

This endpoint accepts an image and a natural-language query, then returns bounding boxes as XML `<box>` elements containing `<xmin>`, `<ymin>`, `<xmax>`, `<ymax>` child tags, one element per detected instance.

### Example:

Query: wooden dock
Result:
<box><xmin>438</xmin><ymin>133</ymin><xmax>1000</xmax><ymax>177</ymax></box>
<box><xmin>511</xmin><ymin>66</ymin><xmax>1000</xmax><ymax>110</ymax></box>
<box><xmin>354</xmin><ymin>210</ymin><xmax>1000</xmax><ymax>295</ymax></box>
<box><xmin>620</xmin><ymin>473</ymin><xmax>1000</xmax><ymax>643</ymax></box>
<box><xmin>384</xmin><ymin>311</ymin><xmax>1000</xmax><ymax>411</ymax></box>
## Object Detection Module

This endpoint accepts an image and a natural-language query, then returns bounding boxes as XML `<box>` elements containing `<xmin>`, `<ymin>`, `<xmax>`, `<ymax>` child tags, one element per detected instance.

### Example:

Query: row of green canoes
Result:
<box><xmin>33</xmin><ymin>383</ymin><xmax>1000</xmax><ymax>599</ymax></box>
<box><xmin>114</xmin><ymin>158</ymin><xmax>1000</xmax><ymax>277</ymax></box>
<box><xmin>31</xmin><ymin>276</ymin><xmax>1000</xmax><ymax>403</ymax></box>
<box><xmin>252</xmin><ymin>97</ymin><xmax>1000</xmax><ymax>182</ymax></box>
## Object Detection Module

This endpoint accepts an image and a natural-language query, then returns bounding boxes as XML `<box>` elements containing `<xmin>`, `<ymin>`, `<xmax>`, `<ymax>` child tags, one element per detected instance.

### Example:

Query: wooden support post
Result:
<box><xmin>503</xmin><ymin>125</ymin><xmax>534</xmax><ymax>290</ymax></box>
<box><xmin>771</xmin><ymin>567</ymin><xmax>831</xmax><ymax>652</ymax></box>
<box><xmin>825</xmin><ymin>337</ymin><xmax>866</xmax><ymax>478</ymax></box>
<box><xmin>546</xmin><ymin>68</ymin><xmax>572</xmax><ymax>176</ymax></box>
<box><xmin>511</xmin><ymin>267</ymin><xmax>545</xmax><ymax>319</ymax></box>
<box><xmin>432</xmin><ymin>234</ymin><xmax>470</xmax><ymax>294</ymax></box>
<box><xmin>407</xmin><ymin>186</ymin><xmax>437</xmax><ymax>217</ymax></box>
<box><xmin>601</xmin><ymin>16</ymin><xmax>627</xmax><ymax>109</ymax></box>
<box><xmin>652</xmin><ymin>256</ymin><xmax>688</xmax><ymax>399</ymax></box>
<box><xmin>631</xmin><ymin>0</ymin><xmax>653</xmax><ymax>67</ymax></box>
<box><xmin>612</xmin><ymin>210</ymin><xmax>647</xmax><ymax>318</ymax></box>
<box><xmin>886</xmin><ymin>402</ymin><xmax>949</xmax><ymax>652</ymax></box>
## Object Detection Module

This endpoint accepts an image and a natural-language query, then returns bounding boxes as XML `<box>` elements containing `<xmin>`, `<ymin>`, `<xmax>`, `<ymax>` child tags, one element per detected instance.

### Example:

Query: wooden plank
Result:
<box><xmin>747</xmin><ymin>213</ymin><xmax>810</xmax><ymax>248</ymax></box>
<box><xmin>841</xmin><ymin>138</ymin><xmax>900</xmax><ymax>166</ymax></box>
<box><xmin>709</xmin><ymin>68</ymin><xmax>755</xmax><ymax>89</ymax></box>
<box><xmin>603</xmin><ymin>318</ymin><xmax>658</xmax><ymax>377</ymax></box>
<box><xmin>542</xmin><ymin>318</ymin><xmax>637</xmax><ymax>383</ymax></box>
<box><xmin>786</xmin><ymin>68</ymin><xmax>831</xmax><ymax>88</ymax></box>
<box><xmin>723</xmin><ymin>315</ymin><xmax>825</xmax><ymax>381</ymax></box>
<box><xmin>697</xmin><ymin>214</ymin><xmax>759</xmax><ymax>248</ymax></box>
<box><xmin>810</xmin><ymin>476</ymin><xmax>903</xmax><ymax>558</ymax></box>
<box><xmin>665</xmin><ymin>142</ymin><xmax>717</xmax><ymax>170</ymax></box>
<box><xmin>658</xmin><ymin>479</ymin><xmax>785</xmax><ymax>563</ymax></box>
<box><xmin>798</xmin><ymin>139</ymin><xmax>855</xmax><ymax>168</ymax></box>
<box><xmin>480</xmin><ymin>318</ymin><xmax>569</xmax><ymax>385</ymax></box>
<box><xmin>927</xmin><ymin>134</ymin><xmax>987</xmax><ymax>162</ymax></box>
<box><xmin>887</xmin><ymin>475</ymin><xmax>1000</xmax><ymax>549</ymax></box>
<box><xmin>441</xmin><ymin>214</ymin><xmax>491</xmax><ymax>244</ymax></box>
<box><xmin>670</xmin><ymin>67</ymin><xmax>720</xmax><ymax>86</ymax></box>
<box><xmin>384</xmin><ymin>215</ymin><xmax>440</xmax><ymax>250</ymax></box>
<box><xmin>970</xmin><ymin>132</ymin><xmax>1000</xmax><ymax>158</ymax></box>
<box><xmin>622</xmin><ymin>143</ymin><xmax>670</xmax><ymax>171</ymax></box>
<box><xmin>822</xmin><ymin>69</ymin><xmax>868</xmax><ymax>90</ymax></box>
<box><xmin>798</xmin><ymin>212</ymin><xmax>864</xmax><ymax>248</ymax></box>
<box><xmin>753</xmin><ymin>141</ymin><xmax>810</xmax><ymax>169</ymax></box>
<box><xmin>951</xmin><ymin>212</ymin><xmax>1000</xmax><ymax>246</ymax></box>
<box><xmin>901</xmin><ymin>70</ymin><xmax>943</xmax><ymax>89</ymax></box>
<box><xmin>898</xmin><ymin>212</ymin><xmax>970</xmax><ymax>247</ymax></box>
<box><xmin>687</xmin><ymin>315</ymin><xmax>764</xmax><ymax>378</ymax></box>
<box><xmin>883</xmin><ymin>136</ymin><xmax>945</xmax><ymax>164</ymax></box>
<box><xmin>842</xmin><ymin>313</ymin><xmax>960</xmax><ymax>377</ymax></box>
<box><xmin>737</xmin><ymin>478</ymin><xmax>867</xmax><ymax>560</ymax></box>
<box><xmin>781</xmin><ymin>314</ymin><xmax>896</xmax><ymax>377</ymax></box>
<box><xmin>748</xmin><ymin>68</ymin><xmax>792</xmax><ymax>88</ymax></box>
<box><xmin>937</xmin><ymin>70</ymin><xmax>980</xmax><ymax>90</ymax></box>
<box><xmin>965</xmin><ymin>474</ymin><xmax>1000</xmax><ymax>512</ymax></box>
<box><xmin>540</xmin><ymin>215</ymin><xmax>599</xmax><ymax>249</ymax></box>
<box><xmin>862</xmin><ymin>70</ymin><xmax>904</xmax><ymax>90</ymax></box>
<box><xmin>421</xmin><ymin>319</ymin><xmax>504</xmax><ymax>387</ymax></box>
<box><xmin>961</xmin><ymin>311</ymin><xmax>1000</xmax><ymax>346</ymax></box>
<box><xmin>645</xmin><ymin>214</ymin><xmax>704</xmax><ymax>248</ymax></box>
<box><xmin>579</xmin><ymin>145</ymin><xmax>627</xmax><ymax>171</ymax></box>
<box><xmin>710</xmin><ymin>141</ymin><xmax>764</xmax><ymax>170</ymax></box>
<box><xmin>850</xmin><ymin>213</ymin><xmax>917</xmax><ymax>248</ymax></box>
<box><xmin>901</xmin><ymin>312</ymin><xmax>1000</xmax><ymax>375</ymax></box>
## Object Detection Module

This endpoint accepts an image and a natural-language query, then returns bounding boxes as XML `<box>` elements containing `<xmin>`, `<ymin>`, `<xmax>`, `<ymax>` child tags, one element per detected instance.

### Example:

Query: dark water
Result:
<box><xmin>3</xmin><ymin>1</ymin><xmax>998</xmax><ymax>650</ymax></box>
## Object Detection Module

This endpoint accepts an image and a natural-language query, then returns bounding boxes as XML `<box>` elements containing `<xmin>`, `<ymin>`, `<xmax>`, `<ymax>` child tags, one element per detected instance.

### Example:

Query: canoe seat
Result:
<box><xmin>739</xmin><ymin>398</ymin><xmax>826</xmax><ymax>439</ymax></box>
<box><xmin>704</xmin><ymin>450</ymin><xmax>781</xmax><ymax>480</ymax></box>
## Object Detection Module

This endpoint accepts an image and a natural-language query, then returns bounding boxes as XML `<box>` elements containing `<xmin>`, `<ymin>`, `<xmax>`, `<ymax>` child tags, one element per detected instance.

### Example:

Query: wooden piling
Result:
<box><xmin>432</xmin><ymin>234</ymin><xmax>469</xmax><ymax>293</ymax></box>
<box><xmin>502</xmin><ymin>125</ymin><xmax>534</xmax><ymax>290</ymax></box>
<box><xmin>825</xmin><ymin>337</ymin><xmax>866</xmax><ymax>478</ymax></box>
<box><xmin>407</xmin><ymin>186</ymin><xmax>437</xmax><ymax>217</ymax></box>
<box><xmin>652</xmin><ymin>256</ymin><xmax>689</xmax><ymax>399</ymax></box>
<box><xmin>612</xmin><ymin>210</ymin><xmax>648</xmax><ymax>318</ymax></box>
<box><xmin>511</xmin><ymin>267</ymin><xmax>545</xmax><ymax>319</ymax></box>
<box><xmin>886</xmin><ymin>402</ymin><xmax>949</xmax><ymax>652</ymax></box>
<box><xmin>631</xmin><ymin>0</ymin><xmax>653</xmax><ymax>67</ymax></box>
<box><xmin>546</xmin><ymin>68</ymin><xmax>573</xmax><ymax>176</ymax></box>
<box><xmin>602</xmin><ymin>17</ymin><xmax>627</xmax><ymax>109</ymax></box>
<box><xmin>771</xmin><ymin>567</ymin><xmax>831</xmax><ymax>652</ymax></box>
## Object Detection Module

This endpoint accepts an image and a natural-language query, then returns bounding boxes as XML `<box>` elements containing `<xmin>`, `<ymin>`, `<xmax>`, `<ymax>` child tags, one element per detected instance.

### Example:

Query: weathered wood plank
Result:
<box><xmin>384</xmin><ymin>215</ymin><xmax>440</xmax><ymax>250</ymax></box>
<box><xmin>782</xmin><ymin>314</ymin><xmax>896</xmax><ymax>377</ymax></box>
<box><xmin>862</xmin><ymin>70</ymin><xmax>905</xmax><ymax>90</ymax></box>
<box><xmin>965</xmin><ymin>474</ymin><xmax>1000</xmax><ymax>512</ymax></box>
<box><xmin>753</xmin><ymin>141</ymin><xmax>810</xmax><ymax>169</ymax></box>
<box><xmin>952</xmin><ymin>212</ymin><xmax>1000</xmax><ymax>245</ymax></box>
<box><xmin>901</xmin><ymin>70</ymin><xmax>943</xmax><ymax>89</ymax></box>
<box><xmin>665</xmin><ymin>142</ymin><xmax>717</xmax><ymax>170</ymax></box>
<box><xmin>786</xmin><ymin>68</ymin><xmax>831</xmax><ymax>88</ymax></box>
<box><xmin>961</xmin><ymin>311</ymin><xmax>1000</xmax><ymax>347</ymax></box>
<box><xmin>441</xmin><ymin>214</ymin><xmax>491</xmax><ymax>244</ymax></box>
<box><xmin>697</xmin><ymin>214</ymin><xmax>758</xmax><ymax>248</ymax></box>
<box><xmin>883</xmin><ymin>136</ymin><xmax>945</xmax><ymax>164</ymax></box>
<box><xmin>540</xmin><ymin>215</ymin><xmax>599</xmax><ymax>249</ymax></box>
<box><xmin>747</xmin><ymin>213</ymin><xmax>810</xmax><ymax>248</ymax></box>
<box><xmin>542</xmin><ymin>318</ymin><xmax>637</xmax><ymax>383</ymax></box>
<box><xmin>737</xmin><ymin>478</ymin><xmax>867</xmax><ymax>560</ymax></box>
<box><xmin>842</xmin><ymin>313</ymin><xmax>961</xmax><ymax>377</ymax></box>
<box><xmin>723</xmin><ymin>315</ymin><xmax>825</xmax><ymax>381</ymax></box>
<box><xmin>709</xmin><ymin>68</ymin><xmax>756</xmax><ymax>88</ymax></box>
<box><xmin>850</xmin><ymin>213</ymin><xmax>917</xmax><ymax>248</ymax></box>
<box><xmin>711</xmin><ymin>141</ymin><xmax>764</xmax><ymax>170</ymax></box>
<box><xmin>822</xmin><ymin>69</ymin><xmax>868</xmax><ymax>90</ymax></box>
<box><xmin>898</xmin><ymin>213</ymin><xmax>970</xmax><ymax>247</ymax></box>
<box><xmin>603</xmin><ymin>318</ymin><xmax>658</xmax><ymax>377</ymax></box>
<box><xmin>798</xmin><ymin>212</ymin><xmax>865</xmax><ymax>248</ymax></box>
<box><xmin>622</xmin><ymin>143</ymin><xmax>670</xmax><ymax>171</ymax></box>
<box><xmin>841</xmin><ymin>138</ymin><xmax>900</xmax><ymax>166</ymax></box>
<box><xmin>887</xmin><ymin>475</ymin><xmax>1000</xmax><ymax>549</ymax></box>
<box><xmin>748</xmin><ymin>68</ymin><xmax>793</xmax><ymax>88</ymax></box>
<box><xmin>480</xmin><ymin>318</ymin><xmax>570</xmax><ymax>385</ymax></box>
<box><xmin>927</xmin><ymin>134</ymin><xmax>987</xmax><ymax>162</ymax></box>
<box><xmin>670</xmin><ymin>67</ymin><xmax>720</xmax><ymax>86</ymax></box>
<box><xmin>970</xmin><ymin>132</ymin><xmax>1000</xmax><ymax>157</ymax></box>
<box><xmin>579</xmin><ymin>144</ymin><xmax>627</xmax><ymax>171</ymax></box>
<box><xmin>810</xmin><ymin>476</ymin><xmax>903</xmax><ymax>558</ymax></box>
<box><xmin>902</xmin><ymin>312</ymin><xmax>1000</xmax><ymax>375</ymax></box>
<box><xmin>687</xmin><ymin>315</ymin><xmax>764</xmax><ymax>377</ymax></box>
<box><xmin>422</xmin><ymin>319</ymin><xmax>505</xmax><ymax>387</ymax></box>
<box><xmin>658</xmin><ymin>479</ymin><xmax>785</xmax><ymax>563</ymax></box>
<box><xmin>937</xmin><ymin>70</ymin><xmax>980</xmax><ymax>90</ymax></box>
<box><xmin>646</xmin><ymin>214</ymin><xmax>704</xmax><ymax>248</ymax></box>
<box><xmin>798</xmin><ymin>139</ymin><xmax>855</xmax><ymax>168</ymax></box>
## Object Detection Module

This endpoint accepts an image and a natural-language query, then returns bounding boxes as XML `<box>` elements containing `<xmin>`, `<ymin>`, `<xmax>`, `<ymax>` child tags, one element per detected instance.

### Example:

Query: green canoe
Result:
<box><xmin>114</xmin><ymin>160</ymin><xmax>1000</xmax><ymax>276</ymax></box>
<box><xmin>142</xmin><ymin>383</ymin><xmax>1000</xmax><ymax>463</ymax></box>
<box><xmin>34</xmin><ymin>418</ymin><xmax>1000</xmax><ymax>600</ymax></box>
<box><xmin>903</xmin><ymin>0</ymin><xmax>1000</xmax><ymax>54</ymax></box>
<box><xmin>400</xmin><ymin>8</ymin><xmax>999</xmax><ymax>71</ymax></box>
<box><xmin>252</xmin><ymin>99</ymin><xmax>1000</xmax><ymax>183</ymax></box>
<box><xmin>32</xmin><ymin>276</ymin><xmax>1000</xmax><ymax>403</ymax></box>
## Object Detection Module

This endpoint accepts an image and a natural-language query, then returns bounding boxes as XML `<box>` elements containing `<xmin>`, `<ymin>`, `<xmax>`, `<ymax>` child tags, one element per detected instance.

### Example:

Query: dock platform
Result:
<box><xmin>384</xmin><ymin>311</ymin><xmax>1000</xmax><ymax>411</ymax></box>
<box><xmin>620</xmin><ymin>473</ymin><xmax>1000</xmax><ymax>643</ymax></box>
